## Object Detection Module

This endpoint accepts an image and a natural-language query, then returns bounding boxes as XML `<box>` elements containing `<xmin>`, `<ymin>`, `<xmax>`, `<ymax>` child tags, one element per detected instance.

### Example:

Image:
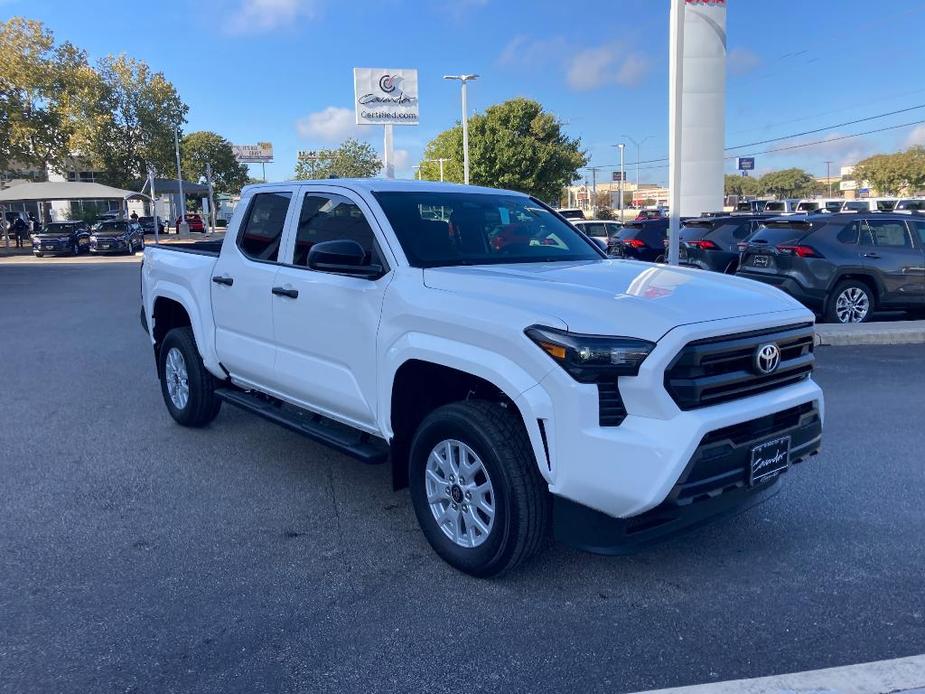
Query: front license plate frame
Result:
<box><xmin>749</xmin><ymin>435</ymin><xmax>791</xmax><ymax>486</ymax></box>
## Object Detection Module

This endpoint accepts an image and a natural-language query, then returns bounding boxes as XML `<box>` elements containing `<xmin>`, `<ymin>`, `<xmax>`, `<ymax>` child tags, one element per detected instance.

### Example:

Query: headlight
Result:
<box><xmin>525</xmin><ymin>325</ymin><xmax>655</xmax><ymax>382</ymax></box>
<box><xmin>89</xmin><ymin>235</ymin><xmax>97</xmax><ymax>241</ymax></box>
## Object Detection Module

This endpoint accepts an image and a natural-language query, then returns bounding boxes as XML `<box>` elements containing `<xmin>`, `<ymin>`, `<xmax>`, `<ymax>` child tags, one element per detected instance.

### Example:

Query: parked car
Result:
<box><xmin>176</xmin><ymin>213</ymin><xmax>206</xmax><ymax>232</ymax></box>
<box><xmin>31</xmin><ymin>221</ymin><xmax>91</xmax><ymax>257</ymax></box>
<box><xmin>571</xmin><ymin>220</ymin><xmax>622</xmax><ymax>254</ymax></box>
<box><xmin>634</xmin><ymin>208</ymin><xmax>666</xmax><ymax>221</ymax></box>
<box><xmin>138</xmin><ymin>215</ymin><xmax>165</xmax><ymax>235</ymax></box>
<box><xmin>840</xmin><ymin>198</ymin><xmax>896</xmax><ymax>213</ymax></box>
<box><xmin>736</xmin><ymin>213</ymin><xmax>925</xmax><ymax>323</ymax></box>
<box><xmin>760</xmin><ymin>199</ymin><xmax>800</xmax><ymax>214</ymax></box>
<box><xmin>610</xmin><ymin>218</ymin><xmax>669</xmax><ymax>261</ymax></box>
<box><xmin>894</xmin><ymin>198</ymin><xmax>925</xmax><ymax>212</ymax></box>
<box><xmin>556</xmin><ymin>208</ymin><xmax>586</xmax><ymax>221</ymax></box>
<box><xmin>677</xmin><ymin>214</ymin><xmax>770</xmax><ymax>273</ymax></box>
<box><xmin>89</xmin><ymin>220</ymin><xmax>145</xmax><ymax>255</ymax></box>
<box><xmin>794</xmin><ymin>199</ymin><xmax>843</xmax><ymax>214</ymax></box>
<box><xmin>141</xmin><ymin>179</ymin><xmax>823</xmax><ymax>576</ymax></box>
<box><xmin>735</xmin><ymin>199</ymin><xmax>775</xmax><ymax>213</ymax></box>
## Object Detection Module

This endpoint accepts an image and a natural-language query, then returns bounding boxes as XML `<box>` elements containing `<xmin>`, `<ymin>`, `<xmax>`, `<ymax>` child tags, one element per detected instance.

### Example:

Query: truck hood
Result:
<box><xmin>423</xmin><ymin>260</ymin><xmax>808</xmax><ymax>342</ymax></box>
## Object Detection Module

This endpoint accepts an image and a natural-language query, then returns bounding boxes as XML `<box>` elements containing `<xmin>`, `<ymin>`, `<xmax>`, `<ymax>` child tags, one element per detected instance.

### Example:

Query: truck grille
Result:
<box><xmin>665</xmin><ymin>323</ymin><xmax>815</xmax><ymax>410</ymax></box>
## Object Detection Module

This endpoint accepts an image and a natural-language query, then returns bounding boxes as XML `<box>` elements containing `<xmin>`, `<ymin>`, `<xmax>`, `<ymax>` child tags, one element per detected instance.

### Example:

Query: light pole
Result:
<box><xmin>443</xmin><ymin>74</ymin><xmax>479</xmax><ymax>184</ymax></box>
<box><xmin>825</xmin><ymin>160</ymin><xmax>833</xmax><ymax>197</ymax></box>
<box><xmin>174</xmin><ymin>127</ymin><xmax>189</xmax><ymax>236</ymax></box>
<box><xmin>620</xmin><ymin>134</ymin><xmax>652</xmax><ymax>205</ymax></box>
<box><xmin>618</xmin><ymin>143</ymin><xmax>625</xmax><ymax>219</ymax></box>
<box><xmin>413</xmin><ymin>165</ymin><xmax>421</xmax><ymax>180</ymax></box>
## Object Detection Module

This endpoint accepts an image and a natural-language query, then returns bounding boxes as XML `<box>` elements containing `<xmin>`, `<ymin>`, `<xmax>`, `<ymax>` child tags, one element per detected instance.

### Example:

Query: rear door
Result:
<box><xmin>859</xmin><ymin>218</ymin><xmax>924</xmax><ymax>304</ymax></box>
<box><xmin>271</xmin><ymin>187</ymin><xmax>392</xmax><ymax>428</ymax></box>
<box><xmin>212</xmin><ymin>189</ymin><xmax>295</xmax><ymax>387</ymax></box>
<box><xmin>740</xmin><ymin>222</ymin><xmax>811</xmax><ymax>275</ymax></box>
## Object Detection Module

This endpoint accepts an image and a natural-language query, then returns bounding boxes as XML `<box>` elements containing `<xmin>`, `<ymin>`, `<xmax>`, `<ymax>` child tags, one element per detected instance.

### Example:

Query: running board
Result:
<box><xmin>214</xmin><ymin>388</ymin><xmax>389</xmax><ymax>465</ymax></box>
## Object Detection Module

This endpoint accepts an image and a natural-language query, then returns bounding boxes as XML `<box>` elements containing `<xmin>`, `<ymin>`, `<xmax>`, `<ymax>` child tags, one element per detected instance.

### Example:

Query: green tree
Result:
<box><xmin>853</xmin><ymin>147</ymin><xmax>925</xmax><ymax>196</ymax></box>
<box><xmin>0</xmin><ymin>18</ymin><xmax>97</xmax><ymax>175</ymax></box>
<box><xmin>89</xmin><ymin>54</ymin><xmax>188</xmax><ymax>188</ymax></box>
<box><xmin>724</xmin><ymin>173</ymin><xmax>760</xmax><ymax>197</ymax></box>
<box><xmin>758</xmin><ymin>168</ymin><xmax>815</xmax><ymax>198</ymax></box>
<box><xmin>180</xmin><ymin>131</ymin><xmax>248</xmax><ymax>194</ymax></box>
<box><xmin>420</xmin><ymin>98</ymin><xmax>587</xmax><ymax>202</ymax></box>
<box><xmin>293</xmin><ymin>138</ymin><xmax>382</xmax><ymax>179</ymax></box>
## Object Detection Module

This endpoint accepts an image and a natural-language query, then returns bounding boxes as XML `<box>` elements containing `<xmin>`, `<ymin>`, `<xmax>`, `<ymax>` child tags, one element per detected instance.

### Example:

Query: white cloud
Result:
<box><xmin>224</xmin><ymin>0</ymin><xmax>320</xmax><ymax>35</ymax></box>
<box><xmin>498</xmin><ymin>35</ymin><xmax>568</xmax><ymax>67</ymax></box>
<box><xmin>616</xmin><ymin>53</ymin><xmax>650</xmax><ymax>87</ymax></box>
<box><xmin>296</xmin><ymin>106</ymin><xmax>369</xmax><ymax>141</ymax></box>
<box><xmin>566</xmin><ymin>44</ymin><xmax>650</xmax><ymax>91</ymax></box>
<box><xmin>727</xmin><ymin>47</ymin><xmax>761</xmax><ymax>76</ymax></box>
<box><xmin>905</xmin><ymin>124</ymin><xmax>925</xmax><ymax>147</ymax></box>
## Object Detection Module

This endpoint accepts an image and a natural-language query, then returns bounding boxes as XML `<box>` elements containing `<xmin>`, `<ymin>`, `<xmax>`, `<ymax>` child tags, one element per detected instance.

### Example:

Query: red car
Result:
<box><xmin>175</xmin><ymin>214</ymin><xmax>205</xmax><ymax>232</ymax></box>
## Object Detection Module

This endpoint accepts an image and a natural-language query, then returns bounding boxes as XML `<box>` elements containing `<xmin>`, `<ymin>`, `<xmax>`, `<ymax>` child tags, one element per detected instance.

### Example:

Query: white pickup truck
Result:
<box><xmin>140</xmin><ymin>179</ymin><xmax>823</xmax><ymax>576</ymax></box>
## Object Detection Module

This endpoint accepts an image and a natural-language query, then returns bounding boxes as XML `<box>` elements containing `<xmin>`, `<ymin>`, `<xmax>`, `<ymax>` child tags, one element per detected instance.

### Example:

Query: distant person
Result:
<box><xmin>130</xmin><ymin>211</ymin><xmax>138</xmax><ymax>222</ymax></box>
<box><xmin>28</xmin><ymin>213</ymin><xmax>38</xmax><ymax>233</ymax></box>
<box><xmin>13</xmin><ymin>217</ymin><xmax>27</xmax><ymax>248</ymax></box>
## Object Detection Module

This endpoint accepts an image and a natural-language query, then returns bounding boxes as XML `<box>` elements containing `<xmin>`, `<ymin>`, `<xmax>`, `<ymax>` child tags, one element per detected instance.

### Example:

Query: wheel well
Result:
<box><xmin>152</xmin><ymin>297</ymin><xmax>191</xmax><ymax>360</ymax></box>
<box><xmin>389</xmin><ymin>360</ymin><xmax>527</xmax><ymax>490</ymax></box>
<box><xmin>834</xmin><ymin>274</ymin><xmax>879</xmax><ymax>301</ymax></box>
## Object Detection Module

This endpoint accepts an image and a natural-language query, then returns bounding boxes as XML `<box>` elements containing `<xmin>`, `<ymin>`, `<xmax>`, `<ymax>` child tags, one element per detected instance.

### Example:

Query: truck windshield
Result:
<box><xmin>373</xmin><ymin>191</ymin><xmax>603</xmax><ymax>268</ymax></box>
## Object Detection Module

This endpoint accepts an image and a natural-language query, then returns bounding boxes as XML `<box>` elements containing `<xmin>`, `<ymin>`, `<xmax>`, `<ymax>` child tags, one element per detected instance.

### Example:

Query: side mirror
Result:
<box><xmin>590</xmin><ymin>237</ymin><xmax>608</xmax><ymax>252</ymax></box>
<box><xmin>307</xmin><ymin>239</ymin><xmax>383</xmax><ymax>278</ymax></box>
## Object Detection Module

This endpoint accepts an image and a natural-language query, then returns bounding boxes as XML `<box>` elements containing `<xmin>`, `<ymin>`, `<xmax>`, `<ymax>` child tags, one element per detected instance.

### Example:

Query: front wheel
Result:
<box><xmin>826</xmin><ymin>280</ymin><xmax>874</xmax><ymax>324</ymax></box>
<box><xmin>409</xmin><ymin>400</ymin><xmax>549</xmax><ymax>577</ymax></box>
<box><xmin>158</xmin><ymin>327</ymin><xmax>222</xmax><ymax>427</ymax></box>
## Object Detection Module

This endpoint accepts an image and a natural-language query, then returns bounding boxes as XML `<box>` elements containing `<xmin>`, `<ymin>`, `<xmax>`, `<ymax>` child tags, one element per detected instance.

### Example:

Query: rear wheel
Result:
<box><xmin>34</xmin><ymin>252</ymin><xmax>43</xmax><ymax>258</ymax></box>
<box><xmin>408</xmin><ymin>400</ymin><xmax>549</xmax><ymax>577</ymax></box>
<box><xmin>72</xmin><ymin>241</ymin><xmax>79</xmax><ymax>256</ymax></box>
<box><xmin>826</xmin><ymin>280</ymin><xmax>874</xmax><ymax>324</ymax></box>
<box><xmin>158</xmin><ymin>327</ymin><xmax>222</xmax><ymax>427</ymax></box>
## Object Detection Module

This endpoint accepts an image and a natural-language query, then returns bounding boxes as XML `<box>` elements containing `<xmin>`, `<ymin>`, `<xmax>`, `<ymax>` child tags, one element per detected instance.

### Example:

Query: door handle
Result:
<box><xmin>862</xmin><ymin>253</ymin><xmax>881</xmax><ymax>259</ymax></box>
<box><xmin>212</xmin><ymin>275</ymin><xmax>234</xmax><ymax>286</ymax></box>
<box><xmin>271</xmin><ymin>286</ymin><xmax>299</xmax><ymax>299</ymax></box>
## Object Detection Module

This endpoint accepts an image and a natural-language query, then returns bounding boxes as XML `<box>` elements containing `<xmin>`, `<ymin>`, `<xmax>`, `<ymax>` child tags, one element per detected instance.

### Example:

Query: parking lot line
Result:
<box><xmin>633</xmin><ymin>654</ymin><xmax>925</xmax><ymax>694</ymax></box>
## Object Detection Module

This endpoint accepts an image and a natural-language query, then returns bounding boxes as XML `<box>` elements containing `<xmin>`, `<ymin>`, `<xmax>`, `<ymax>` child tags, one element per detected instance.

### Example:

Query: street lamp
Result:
<box><xmin>617</xmin><ymin>143</ymin><xmax>625</xmax><ymax>219</ymax></box>
<box><xmin>443</xmin><ymin>74</ymin><xmax>479</xmax><ymax>185</ymax></box>
<box><xmin>620</xmin><ymin>134</ymin><xmax>652</xmax><ymax>204</ymax></box>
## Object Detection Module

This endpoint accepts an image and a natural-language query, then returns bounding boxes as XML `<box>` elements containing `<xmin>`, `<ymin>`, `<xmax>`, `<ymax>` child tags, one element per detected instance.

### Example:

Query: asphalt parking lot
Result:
<box><xmin>1</xmin><ymin>259</ymin><xmax>923</xmax><ymax>694</ymax></box>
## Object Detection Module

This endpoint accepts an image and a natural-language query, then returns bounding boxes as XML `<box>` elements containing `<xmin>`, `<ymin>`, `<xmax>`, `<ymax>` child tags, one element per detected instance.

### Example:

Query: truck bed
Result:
<box><xmin>147</xmin><ymin>239</ymin><xmax>223</xmax><ymax>256</ymax></box>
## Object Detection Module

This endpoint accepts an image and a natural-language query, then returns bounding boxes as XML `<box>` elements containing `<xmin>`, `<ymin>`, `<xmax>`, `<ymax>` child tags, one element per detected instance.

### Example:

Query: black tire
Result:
<box><xmin>824</xmin><ymin>279</ymin><xmax>874</xmax><ymax>324</ymax></box>
<box><xmin>408</xmin><ymin>400</ymin><xmax>549</xmax><ymax>577</ymax></box>
<box><xmin>158</xmin><ymin>326</ymin><xmax>222</xmax><ymax>427</ymax></box>
<box><xmin>126</xmin><ymin>240</ymin><xmax>135</xmax><ymax>256</ymax></box>
<box><xmin>72</xmin><ymin>242</ymin><xmax>79</xmax><ymax>256</ymax></box>
<box><xmin>34</xmin><ymin>252</ymin><xmax>43</xmax><ymax>258</ymax></box>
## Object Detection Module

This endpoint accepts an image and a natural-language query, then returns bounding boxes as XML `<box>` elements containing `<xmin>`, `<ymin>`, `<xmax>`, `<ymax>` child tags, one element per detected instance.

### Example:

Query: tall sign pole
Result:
<box><xmin>667</xmin><ymin>0</ymin><xmax>686</xmax><ymax>266</ymax></box>
<box><xmin>205</xmin><ymin>162</ymin><xmax>217</xmax><ymax>235</ymax></box>
<box><xmin>149</xmin><ymin>168</ymin><xmax>159</xmax><ymax>245</ymax></box>
<box><xmin>174</xmin><ymin>127</ymin><xmax>189</xmax><ymax>236</ymax></box>
<box><xmin>383</xmin><ymin>124</ymin><xmax>395</xmax><ymax>179</ymax></box>
<box><xmin>618</xmin><ymin>144</ymin><xmax>625</xmax><ymax>219</ymax></box>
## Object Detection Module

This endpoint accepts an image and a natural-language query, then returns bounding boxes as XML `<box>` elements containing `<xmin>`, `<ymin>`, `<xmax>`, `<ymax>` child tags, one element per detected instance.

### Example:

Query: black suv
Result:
<box><xmin>737</xmin><ymin>213</ymin><xmax>925</xmax><ymax>323</ymax></box>
<box><xmin>32</xmin><ymin>221</ymin><xmax>91</xmax><ymax>257</ymax></box>
<box><xmin>678</xmin><ymin>214</ymin><xmax>771</xmax><ymax>274</ymax></box>
<box><xmin>610</xmin><ymin>219</ymin><xmax>669</xmax><ymax>262</ymax></box>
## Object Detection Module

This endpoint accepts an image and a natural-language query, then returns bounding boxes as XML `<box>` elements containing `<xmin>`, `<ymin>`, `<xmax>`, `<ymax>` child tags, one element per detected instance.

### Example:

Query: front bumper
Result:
<box><xmin>554</xmin><ymin>402</ymin><xmax>822</xmax><ymax>553</ymax></box>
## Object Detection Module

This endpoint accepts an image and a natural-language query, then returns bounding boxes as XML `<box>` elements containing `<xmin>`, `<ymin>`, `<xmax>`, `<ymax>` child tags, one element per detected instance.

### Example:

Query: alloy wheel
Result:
<box><xmin>835</xmin><ymin>287</ymin><xmax>870</xmax><ymax>323</ymax></box>
<box><xmin>164</xmin><ymin>347</ymin><xmax>190</xmax><ymax>410</ymax></box>
<box><xmin>425</xmin><ymin>439</ymin><xmax>496</xmax><ymax>548</ymax></box>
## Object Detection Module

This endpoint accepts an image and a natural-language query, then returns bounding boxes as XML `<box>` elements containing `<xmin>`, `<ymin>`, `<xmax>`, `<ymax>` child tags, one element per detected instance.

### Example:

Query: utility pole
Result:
<box><xmin>444</xmin><ymin>75</ymin><xmax>479</xmax><ymax>184</ymax></box>
<box><xmin>825</xmin><ymin>160</ymin><xmax>833</xmax><ymax>197</ymax></box>
<box><xmin>174</xmin><ymin>127</ymin><xmax>189</xmax><ymax>236</ymax></box>
<box><xmin>205</xmin><ymin>162</ymin><xmax>216</xmax><ymax>235</ymax></box>
<box><xmin>620</xmin><ymin>135</ymin><xmax>652</xmax><ymax>200</ymax></box>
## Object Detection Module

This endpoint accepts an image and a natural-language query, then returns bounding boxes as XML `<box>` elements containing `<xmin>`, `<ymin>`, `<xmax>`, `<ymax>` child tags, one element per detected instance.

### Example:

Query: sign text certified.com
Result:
<box><xmin>353</xmin><ymin>68</ymin><xmax>419</xmax><ymax>126</ymax></box>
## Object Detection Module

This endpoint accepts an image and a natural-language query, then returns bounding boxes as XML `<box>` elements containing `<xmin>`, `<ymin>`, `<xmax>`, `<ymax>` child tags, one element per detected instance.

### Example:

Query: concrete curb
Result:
<box><xmin>632</xmin><ymin>653</ymin><xmax>925</xmax><ymax>694</ymax></box>
<box><xmin>815</xmin><ymin>320</ymin><xmax>925</xmax><ymax>346</ymax></box>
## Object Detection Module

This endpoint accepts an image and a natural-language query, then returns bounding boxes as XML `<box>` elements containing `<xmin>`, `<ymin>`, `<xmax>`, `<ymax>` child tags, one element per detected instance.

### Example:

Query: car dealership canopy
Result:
<box><xmin>0</xmin><ymin>181</ymin><xmax>151</xmax><ymax>204</ymax></box>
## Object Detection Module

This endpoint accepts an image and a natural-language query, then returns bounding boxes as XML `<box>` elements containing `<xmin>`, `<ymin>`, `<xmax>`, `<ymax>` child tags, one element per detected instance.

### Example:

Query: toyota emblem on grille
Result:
<box><xmin>754</xmin><ymin>343</ymin><xmax>781</xmax><ymax>375</ymax></box>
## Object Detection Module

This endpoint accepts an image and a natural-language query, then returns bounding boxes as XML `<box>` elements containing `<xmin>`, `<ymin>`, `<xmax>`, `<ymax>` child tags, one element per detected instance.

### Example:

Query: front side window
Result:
<box><xmin>863</xmin><ymin>220</ymin><xmax>912</xmax><ymax>248</ymax></box>
<box><xmin>763</xmin><ymin>201</ymin><xmax>785</xmax><ymax>212</ymax></box>
<box><xmin>913</xmin><ymin>221</ymin><xmax>925</xmax><ymax>245</ymax></box>
<box><xmin>876</xmin><ymin>200</ymin><xmax>896</xmax><ymax>211</ymax></box>
<box><xmin>373</xmin><ymin>191</ymin><xmax>601</xmax><ymax>268</ymax></box>
<box><xmin>293</xmin><ymin>193</ymin><xmax>378</xmax><ymax>267</ymax></box>
<box><xmin>843</xmin><ymin>201</ymin><xmax>867</xmax><ymax>212</ymax></box>
<box><xmin>237</xmin><ymin>192</ymin><xmax>292</xmax><ymax>262</ymax></box>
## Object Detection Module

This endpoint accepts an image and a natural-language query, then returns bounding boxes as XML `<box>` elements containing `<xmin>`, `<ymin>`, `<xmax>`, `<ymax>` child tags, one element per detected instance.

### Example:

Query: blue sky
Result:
<box><xmin>7</xmin><ymin>0</ymin><xmax>925</xmax><ymax>184</ymax></box>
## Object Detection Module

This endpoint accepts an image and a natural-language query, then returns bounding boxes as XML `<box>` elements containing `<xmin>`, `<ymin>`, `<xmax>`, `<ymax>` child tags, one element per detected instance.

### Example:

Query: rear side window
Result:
<box><xmin>876</xmin><ymin>200</ymin><xmax>896</xmax><ymax>211</ymax></box>
<box><xmin>763</xmin><ymin>202</ymin><xmax>785</xmax><ymax>212</ymax></box>
<box><xmin>709</xmin><ymin>222</ymin><xmax>751</xmax><ymax>241</ymax></box>
<box><xmin>836</xmin><ymin>223</ymin><xmax>859</xmax><ymax>245</ymax></box>
<box><xmin>292</xmin><ymin>193</ymin><xmax>378</xmax><ymax>267</ymax></box>
<box><xmin>863</xmin><ymin>220</ymin><xmax>912</xmax><ymax>248</ymax></box>
<box><xmin>237</xmin><ymin>192</ymin><xmax>292</xmax><ymax>262</ymax></box>
<box><xmin>913</xmin><ymin>221</ymin><xmax>925</xmax><ymax>245</ymax></box>
<box><xmin>843</xmin><ymin>201</ymin><xmax>867</xmax><ymax>212</ymax></box>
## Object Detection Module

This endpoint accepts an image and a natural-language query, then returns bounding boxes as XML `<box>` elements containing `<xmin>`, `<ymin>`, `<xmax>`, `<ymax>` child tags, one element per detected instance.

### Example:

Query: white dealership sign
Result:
<box><xmin>353</xmin><ymin>68</ymin><xmax>419</xmax><ymax>126</ymax></box>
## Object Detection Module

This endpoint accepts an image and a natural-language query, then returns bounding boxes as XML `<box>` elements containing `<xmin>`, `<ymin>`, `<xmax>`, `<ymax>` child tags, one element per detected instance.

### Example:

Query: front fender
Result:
<box><xmin>379</xmin><ymin>333</ymin><xmax>557</xmax><ymax>483</ymax></box>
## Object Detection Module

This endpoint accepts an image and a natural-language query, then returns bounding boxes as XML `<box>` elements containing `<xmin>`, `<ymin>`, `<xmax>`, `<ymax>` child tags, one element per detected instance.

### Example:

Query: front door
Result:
<box><xmin>860</xmin><ymin>218</ymin><xmax>925</xmax><ymax>304</ymax></box>
<box><xmin>212</xmin><ymin>189</ymin><xmax>294</xmax><ymax>387</ymax></box>
<box><xmin>272</xmin><ymin>188</ymin><xmax>392</xmax><ymax>429</ymax></box>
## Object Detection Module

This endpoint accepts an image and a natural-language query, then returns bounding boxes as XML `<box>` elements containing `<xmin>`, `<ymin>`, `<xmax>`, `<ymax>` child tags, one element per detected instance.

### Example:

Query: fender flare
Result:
<box><xmin>148</xmin><ymin>281</ymin><xmax>222</xmax><ymax>376</ymax></box>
